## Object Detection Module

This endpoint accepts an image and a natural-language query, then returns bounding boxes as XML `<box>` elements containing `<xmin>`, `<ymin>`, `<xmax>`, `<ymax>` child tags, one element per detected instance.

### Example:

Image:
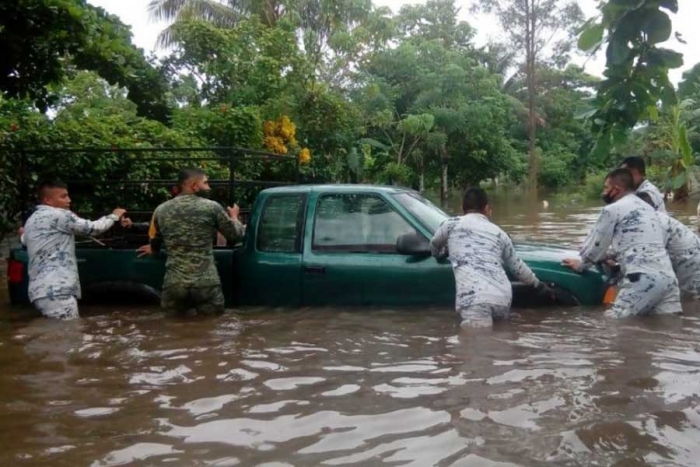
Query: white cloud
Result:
<box><xmin>89</xmin><ymin>0</ymin><xmax>700</xmax><ymax>82</ymax></box>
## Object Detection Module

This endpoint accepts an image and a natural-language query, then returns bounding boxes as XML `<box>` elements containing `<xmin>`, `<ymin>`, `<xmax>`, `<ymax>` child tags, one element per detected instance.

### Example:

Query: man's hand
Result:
<box><xmin>534</xmin><ymin>282</ymin><xmax>556</xmax><ymax>300</ymax></box>
<box><xmin>120</xmin><ymin>217</ymin><xmax>133</xmax><ymax>228</ymax></box>
<box><xmin>227</xmin><ymin>204</ymin><xmax>240</xmax><ymax>220</ymax></box>
<box><xmin>562</xmin><ymin>258</ymin><xmax>581</xmax><ymax>271</ymax></box>
<box><xmin>137</xmin><ymin>244</ymin><xmax>152</xmax><ymax>258</ymax></box>
<box><xmin>113</xmin><ymin>208</ymin><xmax>127</xmax><ymax>219</ymax></box>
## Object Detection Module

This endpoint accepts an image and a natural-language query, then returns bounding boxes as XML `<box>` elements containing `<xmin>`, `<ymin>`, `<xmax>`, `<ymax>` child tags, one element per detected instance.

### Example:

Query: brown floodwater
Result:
<box><xmin>2</xmin><ymin>191</ymin><xmax>700</xmax><ymax>467</ymax></box>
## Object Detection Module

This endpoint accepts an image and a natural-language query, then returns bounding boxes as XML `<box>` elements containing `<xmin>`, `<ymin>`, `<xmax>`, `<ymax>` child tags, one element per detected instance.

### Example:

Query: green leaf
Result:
<box><xmin>646</xmin><ymin>105</ymin><xmax>659</xmax><ymax>122</ymax></box>
<box><xmin>672</xmin><ymin>172</ymin><xmax>687</xmax><ymax>190</ymax></box>
<box><xmin>679</xmin><ymin>125</ymin><xmax>694</xmax><ymax>165</ymax></box>
<box><xmin>578</xmin><ymin>24</ymin><xmax>604</xmax><ymax>52</ymax></box>
<box><xmin>606</xmin><ymin>37</ymin><xmax>631</xmax><ymax>65</ymax></box>
<box><xmin>642</xmin><ymin>10</ymin><xmax>672</xmax><ymax>44</ymax></box>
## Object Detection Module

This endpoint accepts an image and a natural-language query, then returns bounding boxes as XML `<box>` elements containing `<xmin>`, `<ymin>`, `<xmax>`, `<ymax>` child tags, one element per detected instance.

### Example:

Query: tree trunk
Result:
<box><xmin>526</xmin><ymin>0</ymin><xmax>538</xmax><ymax>191</ymax></box>
<box><xmin>440</xmin><ymin>159</ymin><xmax>448</xmax><ymax>208</ymax></box>
<box><xmin>419</xmin><ymin>165</ymin><xmax>425</xmax><ymax>193</ymax></box>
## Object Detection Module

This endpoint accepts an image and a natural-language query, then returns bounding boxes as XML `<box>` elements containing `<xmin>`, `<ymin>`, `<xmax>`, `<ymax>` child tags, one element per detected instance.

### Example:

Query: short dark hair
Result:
<box><xmin>462</xmin><ymin>187</ymin><xmax>488</xmax><ymax>212</ymax></box>
<box><xmin>37</xmin><ymin>179</ymin><xmax>67</xmax><ymax>199</ymax></box>
<box><xmin>637</xmin><ymin>192</ymin><xmax>654</xmax><ymax>207</ymax></box>
<box><xmin>177</xmin><ymin>167</ymin><xmax>206</xmax><ymax>187</ymax></box>
<box><xmin>606</xmin><ymin>168</ymin><xmax>635</xmax><ymax>191</ymax></box>
<box><xmin>620</xmin><ymin>156</ymin><xmax>646</xmax><ymax>175</ymax></box>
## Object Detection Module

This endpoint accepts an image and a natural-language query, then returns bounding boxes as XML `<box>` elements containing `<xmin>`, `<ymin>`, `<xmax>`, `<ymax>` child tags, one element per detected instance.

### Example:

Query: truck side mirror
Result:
<box><xmin>396</xmin><ymin>231</ymin><xmax>431</xmax><ymax>257</ymax></box>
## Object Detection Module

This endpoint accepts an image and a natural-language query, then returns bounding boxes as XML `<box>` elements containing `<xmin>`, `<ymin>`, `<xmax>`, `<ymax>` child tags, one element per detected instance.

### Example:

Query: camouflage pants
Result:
<box><xmin>457</xmin><ymin>303</ymin><xmax>510</xmax><ymax>328</ymax></box>
<box><xmin>607</xmin><ymin>272</ymin><xmax>682</xmax><ymax>318</ymax></box>
<box><xmin>33</xmin><ymin>295</ymin><xmax>79</xmax><ymax>320</ymax></box>
<box><xmin>161</xmin><ymin>285</ymin><xmax>225</xmax><ymax>316</ymax></box>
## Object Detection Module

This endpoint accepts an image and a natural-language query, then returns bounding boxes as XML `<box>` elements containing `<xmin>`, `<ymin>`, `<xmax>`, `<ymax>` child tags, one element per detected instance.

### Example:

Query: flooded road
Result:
<box><xmin>2</xmin><ymin>192</ymin><xmax>700</xmax><ymax>466</ymax></box>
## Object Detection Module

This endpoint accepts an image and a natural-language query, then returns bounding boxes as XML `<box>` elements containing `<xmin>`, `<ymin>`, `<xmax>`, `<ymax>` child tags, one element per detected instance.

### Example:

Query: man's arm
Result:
<box><xmin>430</xmin><ymin>221</ymin><xmax>450</xmax><ymax>258</ymax></box>
<box><xmin>58</xmin><ymin>209</ymin><xmax>125</xmax><ymax>236</ymax></box>
<box><xmin>215</xmin><ymin>204</ymin><xmax>245</xmax><ymax>244</ymax></box>
<box><xmin>502</xmin><ymin>234</ymin><xmax>539</xmax><ymax>287</ymax></box>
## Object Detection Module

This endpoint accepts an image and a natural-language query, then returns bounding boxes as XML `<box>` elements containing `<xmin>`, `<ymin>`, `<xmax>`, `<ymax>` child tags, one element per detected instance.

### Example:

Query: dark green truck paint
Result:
<box><xmin>7</xmin><ymin>185</ymin><xmax>607</xmax><ymax>308</ymax></box>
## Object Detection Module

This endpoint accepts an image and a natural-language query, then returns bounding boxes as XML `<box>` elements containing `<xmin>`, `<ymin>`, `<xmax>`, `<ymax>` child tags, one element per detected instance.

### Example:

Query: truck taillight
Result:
<box><xmin>603</xmin><ymin>285</ymin><xmax>617</xmax><ymax>305</ymax></box>
<box><xmin>7</xmin><ymin>259</ymin><xmax>24</xmax><ymax>284</ymax></box>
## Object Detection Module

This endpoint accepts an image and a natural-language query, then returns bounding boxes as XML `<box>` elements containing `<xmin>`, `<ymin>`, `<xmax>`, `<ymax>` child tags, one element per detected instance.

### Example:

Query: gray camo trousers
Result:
<box><xmin>33</xmin><ymin>295</ymin><xmax>80</xmax><ymax>320</ymax></box>
<box><xmin>457</xmin><ymin>303</ymin><xmax>511</xmax><ymax>328</ymax></box>
<box><xmin>608</xmin><ymin>272</ymin><xmax>682</xmax><ymax>318</ymax></box>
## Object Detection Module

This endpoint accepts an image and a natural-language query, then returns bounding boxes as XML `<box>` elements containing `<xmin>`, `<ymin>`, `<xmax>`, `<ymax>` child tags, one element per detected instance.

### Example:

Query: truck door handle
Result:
<box><xmin>304</xmin><ymin>265</ymin><xmax>325</xmax><ymax>275</ymax></box>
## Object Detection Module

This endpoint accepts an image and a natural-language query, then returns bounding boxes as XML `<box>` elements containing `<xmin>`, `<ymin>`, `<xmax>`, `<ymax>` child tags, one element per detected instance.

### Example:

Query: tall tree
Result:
<box><xmin>0</xmin><ymin>0</ymin><xmax>171</xmax><ymax>122</ymax></box>
<box><xmin>475</xmin><ymin>0</ymin><xmax>583</xmax><ymax>190</ymax></box>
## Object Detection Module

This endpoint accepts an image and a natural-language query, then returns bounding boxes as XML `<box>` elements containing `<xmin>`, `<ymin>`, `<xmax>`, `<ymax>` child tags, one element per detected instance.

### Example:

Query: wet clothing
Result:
<box><xmin>458</xmin><ymin>303</ymin><xmax>511</xmax><ymax>328</ymax></box>
<box><xmin>151</xmin><ymin>194</ymin><xmax>244</xmax><ymax>314</ymax></box>
<box><xmin>430</xmin><ymin>213</ymin><xmax>540</xmax><ymax>326</ymax></box>
<box><xmin>33</xmin><ymin>295</ymin><xmax>79</xmax><ymax>320</ymax></box>
<box><xmin>577</xmin><ymin>194</ymin><xmax>681</xmax><ymax>316</ymax></box>
<box><xmin>608</xmin><ymin>272</ymin><xmax>681</xmax><ymax>318</ymax></box>
<box><xmin>657</xmin><ymin>212</ymin><xmax>700</xmax><ymax>299</ymax></box>
<box><xmin>22</xmin><ymin>206</ymin><xmax>118</xmax><ymax>318</ymax></box>
<box><xmin>636</xmin><ymin>179</ymin><xmax>666</xmax><ymax>213</ymax></box>
<box><xmin>161</xmin><ymin>284</ymin><xmax>225</xmax><ymax>316</ymax></box>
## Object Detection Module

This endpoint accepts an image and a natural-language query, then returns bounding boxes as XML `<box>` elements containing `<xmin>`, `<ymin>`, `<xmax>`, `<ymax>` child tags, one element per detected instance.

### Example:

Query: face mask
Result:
<box><xmin>602</xmin><ymin>188</ymin><xmax>617</xmax><ymax>205</ymax></box>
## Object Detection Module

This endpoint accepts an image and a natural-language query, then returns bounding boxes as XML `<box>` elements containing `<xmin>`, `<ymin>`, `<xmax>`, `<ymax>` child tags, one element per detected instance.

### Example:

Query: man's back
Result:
<box><xmin>154</xmin><ymin>194</ymin><xmax>228</xmax><ymax>288</ymax></box>
<box><xmin>24</xmin><ymin>206</ymin><xmax>80</xmax><ymax>301</ymax></box>
<box><xmin>636</xmin><ymin>179</ymin><xmax>666</xmax><ymax>213</ymax></box>
<box><xmin>433</xmin><ymin>213</ymin><xmax>538</xmax><ymax>308</ymax></box>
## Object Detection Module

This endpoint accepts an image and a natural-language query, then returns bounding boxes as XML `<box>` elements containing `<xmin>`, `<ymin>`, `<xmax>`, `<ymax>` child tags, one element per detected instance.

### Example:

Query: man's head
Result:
<box><xmin>620</xmin><ymin>156</ymin><xmax>646</xmax><ymax>188</ymax></box>
<box><xmin>178</xmin><ymin>168</ymin><xmax>210</xmax><ymax>196</ymax></box>
<box><xmin>38</xmin><ymin>179</ymin><xmax>70</xmax><ymax>210</ymax></box>
<box><xmin>462</xmin><ymin>187</ymin><xmax>491</xmax><ymax>217</ymax></box>
<box><xmin>602</xmin><ymin>168</ymin><xmax>635</xmax><ymax>204</ymax></box>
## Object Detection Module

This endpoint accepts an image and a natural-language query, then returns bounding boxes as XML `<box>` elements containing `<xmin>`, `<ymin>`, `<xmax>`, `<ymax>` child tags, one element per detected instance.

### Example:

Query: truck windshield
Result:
<box><xmin>393</xmin><ymin>192</ymin><xmax>449</xmax><ymax>233</ymax></box>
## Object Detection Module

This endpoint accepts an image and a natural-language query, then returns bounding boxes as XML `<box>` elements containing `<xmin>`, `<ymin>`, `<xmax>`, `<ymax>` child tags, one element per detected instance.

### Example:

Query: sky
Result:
<box><xmin>88</xmin><ymin>0</ymin><xmax>700</xmax><ymax>83</ymax></box>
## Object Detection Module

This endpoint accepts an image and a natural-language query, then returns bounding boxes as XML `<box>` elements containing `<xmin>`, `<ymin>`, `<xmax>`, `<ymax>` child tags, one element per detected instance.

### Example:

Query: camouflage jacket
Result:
<box><xmin>151</xmin><ymin>194</ymin><xmax>244</xmax><ymax>288</ymax></box>
<box><xmin>23</xmin><ymin>205</ymin><xmax>118</xmax><ymax>301</ymax></box>
<box><xmin>636</xmin><ymin>179</ymin><xmax>667</xmax><ymax>213</ymax></box>
<box><xmin>430</xmin><ymin>213</ymin><xmax>539</xmax><ymax>309</ymax></box>
<box><xmin>578</xmin><ymin>194</ymin><xmax>673</xmax><ymax>275</ymax></box>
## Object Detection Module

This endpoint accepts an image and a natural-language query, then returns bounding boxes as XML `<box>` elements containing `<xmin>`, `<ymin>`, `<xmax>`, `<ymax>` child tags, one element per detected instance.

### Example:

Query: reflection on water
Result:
<box><xmin>1</xmin><ymin>193</ymin><xmax>700</xmax><ymax>466</ymax></box>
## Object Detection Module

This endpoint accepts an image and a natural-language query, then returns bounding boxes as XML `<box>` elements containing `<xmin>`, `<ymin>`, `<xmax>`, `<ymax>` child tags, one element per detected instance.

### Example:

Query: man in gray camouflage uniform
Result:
<box><xmin>620</xmin><ymin>156</ymin><xmax>667</xmax><ymax>213</ymax></box>
<box><xmin>638</xmin><ymin>192</ymin><xmax>700</xmax><ymax>300</ymax></box>
<box><xmin>22</xmin><ymin>179</ymin><xmax>126</xmax><ymax>319</ymax></box>
<box><xmin>430</xmin><ymin>187</ymin><xmax>549</xmax><ymax>328</ymax></box>
<box><xmin>144</xmin><ymin>168</ymin><xmax>245</xmax><ymax>316</ymax></box>
<box><xmin>563</xmin><ymin>169</ymin><xmax>681</xmax><ymax>317</ymax></box>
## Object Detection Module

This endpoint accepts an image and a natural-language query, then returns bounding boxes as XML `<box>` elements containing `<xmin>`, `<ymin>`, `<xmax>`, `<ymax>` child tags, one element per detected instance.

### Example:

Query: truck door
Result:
<box><xmin>234</xmin><ymin>193</ymin><xmax>307</xmax><ymax>306</ymax></box>
<box><xmin>301</xmin><ymin>191</ymin><xmax>453</xmax><ymax>307</ymax></box>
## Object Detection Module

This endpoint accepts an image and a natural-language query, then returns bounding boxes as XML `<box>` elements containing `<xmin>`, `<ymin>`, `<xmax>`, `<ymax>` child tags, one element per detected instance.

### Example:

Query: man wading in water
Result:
<box><xmin>563</xmin><ymin>169</ymin><xmax>681</xmax><ymax>317</ymax></box>
<box><xmin>140</xmin><ymin>168</ymin><xmax>245</xmax><ymax>316</ymax></box>
<box><xmin>430</xmin><ymin>187</ymin><xmax>551</xmax><ymax>328</ymax></box>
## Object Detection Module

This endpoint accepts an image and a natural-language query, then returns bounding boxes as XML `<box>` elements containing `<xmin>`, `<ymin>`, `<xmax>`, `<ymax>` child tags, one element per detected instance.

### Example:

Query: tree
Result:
<box><xmin>0</xmin><ymin>0</ymin><xmax>171</xmax><ymax>122</ymax></box>
<box><xmin>475</xmin><ymin>0</ymin><xmax>583</xmax><ymax>190</ymax></box>
<box><xmin>578</xmin><ymin>0</ymin><xmax>683</xmax><ymax>158</ymax></box>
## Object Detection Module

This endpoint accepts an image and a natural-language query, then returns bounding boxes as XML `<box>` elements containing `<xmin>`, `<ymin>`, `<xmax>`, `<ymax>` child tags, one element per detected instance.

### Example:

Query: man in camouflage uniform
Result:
<box><xmin>620</xmin><ymin>156</ymin><xmax>667</xmax><ymax>213</ymax></box>
<box><xmin>430</xmin><ymin>187</ymin><xmax>550</xmax><ymax>328</ymax></box>
<box><xmin>145</xmin><ymin>168</ymin><xmax>245</xmax><ymax>316</ymax></box>
<box><xmin>563</xmin><ymin>169</ymin><xmax>681</xmax><ymax>317</ymax></box>
<box><xmin>638</xmin><ymin>192</ymin><xmax>700</xmax><ymax>300</ymax></box>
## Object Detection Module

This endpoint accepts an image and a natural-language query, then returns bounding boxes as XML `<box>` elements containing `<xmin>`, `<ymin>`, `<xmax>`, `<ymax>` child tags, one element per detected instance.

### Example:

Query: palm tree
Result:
<box><xmin>148</xmin><ymin>0</ymin><xmax>282</xmax><ymax>48</ymax></box>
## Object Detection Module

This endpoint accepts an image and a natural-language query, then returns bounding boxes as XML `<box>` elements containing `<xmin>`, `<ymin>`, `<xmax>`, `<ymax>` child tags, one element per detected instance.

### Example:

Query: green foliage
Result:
<box><xmin>579</xmin><ymin>0</ymin><xmax>683</xmax><ymax>156</ymax></box>
<box><xmin>0</xmin><ymin>0</ymin><xmax>171</xmax><ymax>121</ymax></box>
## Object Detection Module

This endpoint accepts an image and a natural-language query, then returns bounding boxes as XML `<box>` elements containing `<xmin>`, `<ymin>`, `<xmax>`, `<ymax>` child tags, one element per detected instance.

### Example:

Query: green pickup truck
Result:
<box><xmin>6</xmin><ymin>184</ymin><xmax>610</xmax><ymax>309</ymax></box>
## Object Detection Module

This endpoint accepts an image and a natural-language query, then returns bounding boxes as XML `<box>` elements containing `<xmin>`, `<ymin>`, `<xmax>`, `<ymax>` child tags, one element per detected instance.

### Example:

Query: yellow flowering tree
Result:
<box><xmin>263</xmin><ymin>115</ymin><xmax>311</xmax><ymax>165</ymax></box>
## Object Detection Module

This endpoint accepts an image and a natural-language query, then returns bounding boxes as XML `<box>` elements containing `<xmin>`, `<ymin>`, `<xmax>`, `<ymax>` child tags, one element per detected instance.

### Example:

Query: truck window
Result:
<box><xmin>257</xmin><ymin>195</ymin><xmax>306</xmax><ymax>253</ymax></box>
<box><xmin>313</xmin><ymin>194</ymin><xmax>415</xmax><ymax>252</ymax></box>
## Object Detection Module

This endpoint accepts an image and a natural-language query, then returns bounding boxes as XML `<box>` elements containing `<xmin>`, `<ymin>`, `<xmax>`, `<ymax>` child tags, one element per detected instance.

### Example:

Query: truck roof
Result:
<box><xmin>261</xmin><ymin>184</ymin><xmax>414</xmax><ymax>195</ymax></box>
